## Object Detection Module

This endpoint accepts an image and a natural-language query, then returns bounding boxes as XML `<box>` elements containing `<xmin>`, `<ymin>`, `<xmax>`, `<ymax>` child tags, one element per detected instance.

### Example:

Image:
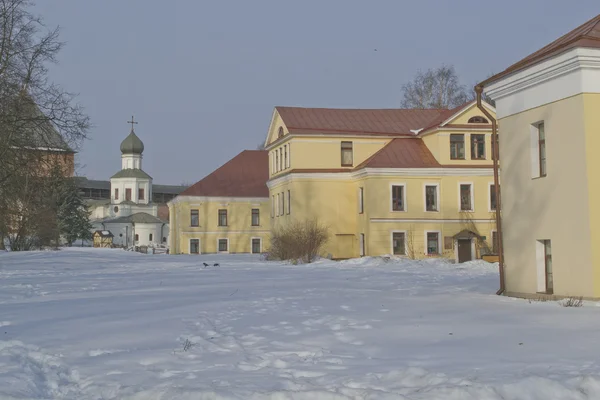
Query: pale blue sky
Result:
<box><xmin>35</xmin><ymin>1</ymin><xmax>599</xmax><ymax>185</ymax></box>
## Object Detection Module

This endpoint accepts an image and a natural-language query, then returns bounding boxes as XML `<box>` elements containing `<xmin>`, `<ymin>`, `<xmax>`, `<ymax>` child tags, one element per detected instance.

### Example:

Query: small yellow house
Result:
<box><xmin>93</xmin><ymin>230</ymin><xmax>114</xmax><ymax>248</ymax></box>
<box><xmin>479</xmin><ymin>14</ymin><xmax>600</xmax><ymax>298</ymax></box>
<box><xmin>265</xmin><ymin>101</ymin><xmax>498</xmax><ymax>261</ymax></box>
<box><xmin>168</xmin><ymin>150</ymin><xmax>270</xmax><ymax>255</ymax></box>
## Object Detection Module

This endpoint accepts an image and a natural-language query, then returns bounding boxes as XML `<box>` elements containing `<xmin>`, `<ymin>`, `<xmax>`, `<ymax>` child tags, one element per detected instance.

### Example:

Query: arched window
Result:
<box><xmin>135</xmin><ymin>234</ymin><xmax>139</xmax><ymax>242</ymax></box>
<box><xmin>278</xmin><ymin>127</ymin><xmax>284</xmax><ymax>138</ymax></box>
<box><xmin>468</xmin><ymin>116</ymin><xmax>489</xmax><ymax>124</ymax></box>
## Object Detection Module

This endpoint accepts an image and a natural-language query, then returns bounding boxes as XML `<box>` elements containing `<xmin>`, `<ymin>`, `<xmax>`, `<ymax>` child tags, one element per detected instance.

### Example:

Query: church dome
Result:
<box><xmin>120</xmin><ymin>129</ymin><xmax>144</xmax><ymax>154</ymax></box>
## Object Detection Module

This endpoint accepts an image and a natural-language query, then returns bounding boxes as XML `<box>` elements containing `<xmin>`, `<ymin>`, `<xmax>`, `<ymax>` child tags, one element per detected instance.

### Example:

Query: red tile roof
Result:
<box><xmin>355</xmin><ymin>138</ymin><xmax>441</xmax><ymax>169</ymax></box>
<box><xmin>276</xmin><ymin>107</ymin><xmax>447</xmax><ymax>136</ymax></box>
<box><xmin>481</xmin><ymin>14</ymin><xmax>600</xmax><ymax>87</ymax></box>
<box><xmin>178</xmin><ymin>150</ymin><xmax>269</xmax><ymax>198</ymax></box>
<box><xmin>418</xmin><ymin>102</ymin><xmax>471</xmax><ymax>134</ymax></box>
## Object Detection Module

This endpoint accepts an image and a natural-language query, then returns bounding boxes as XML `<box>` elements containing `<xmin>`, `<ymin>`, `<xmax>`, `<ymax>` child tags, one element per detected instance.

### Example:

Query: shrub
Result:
<box><xmin>561</xmin><ymin>296</ymin><xmax>583</xmax><ymax>308</ymax></box>
<box><xmin>267</xmin><ymin>219</ymin><xmax>329</xmax><ymax>263</ymax></box>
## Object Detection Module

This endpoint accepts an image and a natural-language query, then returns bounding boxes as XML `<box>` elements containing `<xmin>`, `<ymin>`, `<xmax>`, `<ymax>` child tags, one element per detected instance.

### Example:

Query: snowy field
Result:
<box><xmin>1</xmin><ymin>249</ymin><xmax>600</xmax><ymax>399</ymax></box>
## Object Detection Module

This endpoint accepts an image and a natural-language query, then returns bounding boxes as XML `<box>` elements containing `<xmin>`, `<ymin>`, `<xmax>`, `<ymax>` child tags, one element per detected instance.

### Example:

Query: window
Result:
<box><xmin>425</xmin><ymin>185</ymin><xmax>438</xmax><ymax>212</ymax></box>
<box><xmin>218</xmin><ymin>209</ymin><xmax>227</xmax><ymax>226</ymax></box>
<box><xmin>149</xmin><ymin>233</ymin><xmax>153</xmax><ymax>241</ymax></box>
<box><xmin>426</xmin><ymin>232</ymin><xmax>439</xmax><ymax>255</ymax></box>
<box><xmin>190</xmin><ymin>239</ymin><xmax>199</xmax><ymax>254</ymax></box>
<box><xmin>287</xmin><ymin>190</ymin><xmax>291</xmax><ymax>214</ymax></box>
<box><xmin>492</xmin><ymin>231</ymin><xmax>498</xmax><ymax>254</ymax></box>
<box><xmin>392</xmin><ymin>232</ymin><xmax>406</xmax><ymax>255</ymax></box>
<box><xmin>280</xmin><ymin>148</ymin><xmax>283</xmax><ymax>171</ymax></box>
<box><xmin>280</xmin><ymin>192</ymin><xmax>284</xmax><ymax>216</ymax></box>
<box><xmin>114</xmin><ymin>188</ymin><xmax>119</xmax><ymax>200</ymax></box>
<box><xmin>543</xmin><ymin>239</ymin><xmax>552</xmax><ymax>293</ymax></box>
<box><xmin>125</xmin><ymin>188</ymin><xmax>132</xmax><ymax>201</ymax></box>
<box><xmin>450</xmin><ymin>134</ymin><xmax>465</xmax><ymax>160</ymax></box>
<box><xmin>468</xmin><ymin>116</ymin><xmax>489</xmax><ymax>123</ymax></box>
<box><xmin>287</xmin><ymin>143</ymin><xmax>291</xmax><ymax>168</ymax></box>
<box><xmin>138</xmin><ymin>188</ymin><xmax>145</xmax><ymax>200</ymax></box>
<box><xmin>284</xmin><ymin>145</ymin><xmax>288</xmax><ymax>169</ymax></box>
<box><xmin>278</xmin><ymin>126</ymin><xmax>284</xmax><ymax>138</ymax></box>
<box><xmin>275</xmin><ymin>151</ymin><xmax>279</xmax><ymax>172</ymax></box>
<box><xmin>341</xmin><ymin>141</ymin><xmax>353</xmax><ymax>166</ymax></box>
<box><xmin>471</xmin><ymin>134</ymin><xmax>485</xmax><ymax>159</ymax></box>
<box><xmin>359</xmin><ymin>233</ymin><xmax>365</xmax><ymax>256</ymax></box>
<box><xmin>489</xmin><ymin>184</ymin><xmax>498</xmax><ymax>211</ymax></box>
<box><xmin>460</xmin><ymin>184</ymin><xmax>473</xmax><ymax>211</ymax></box>
<box><xmin>276</xmin><ymin>193</ymin><xmax>280</xmax><ymax>216</ymax></box>
<box><xmin>135</xmin><ymin>233</ymin><xmax>139</xmax><ymax>242</ymax></box>
<box><xmin>538</xmin><ymin>123</ymin><xmax>546</xmax><ymax>177</ymax></box>
<box><xmin>391</xmin><ymin>185</ymin><xmax>405</xmax><ymax>211</ymax></box>
<box><xmin>252</xmin><ymin>209</ymin><xmax>260</xmax><ymax>226</ymax></box>
<box><xmin>162</xmin><ymin>237</ymin><xmax>167</xmax><ymax>243</ymax></box>
<box><xmin>190</xmin><ymin>209</ymin><xmax>199</xmax><ymax>226</ymax></box>
<box><xmin>252</xmin><ymin>238</ymin><xmax>261</xmax><ymax>254</ymax></box>
<box><xmin>358</xmin><ymin>187</ymin><xmax>364</xmax><ymax>214</ymax></box>
<box><xmin>271</xmin><ymin>195</ymin><xmax>275</xmax><ymax>218</ymax></box>
<box><xmin>218</xmin><ymin>239</ymin><xmax>228</xmax><ymax>252</ymax></box>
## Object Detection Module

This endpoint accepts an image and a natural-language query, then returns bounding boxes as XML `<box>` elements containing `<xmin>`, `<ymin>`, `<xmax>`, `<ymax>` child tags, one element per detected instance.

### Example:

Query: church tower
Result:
<box><xmin>110</xmin><ymin>117</ymin><xmax>153</xmax><ymax>208</ymax></box>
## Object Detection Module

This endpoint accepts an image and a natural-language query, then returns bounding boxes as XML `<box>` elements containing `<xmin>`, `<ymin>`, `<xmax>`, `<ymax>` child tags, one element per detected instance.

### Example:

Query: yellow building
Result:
<box><xmin>479</xmin><ymin>14</ymin><xmax>600</xmax><ymax>298</ymax></box>
<box><xmin>265</xmin><ymin>101</ymin><xmax>498</xmax><ymax>261</ymax></box>
<box><xmin>168</xmin><ymin>150</ymin><xmax>270</xmax><ymax>255</ymax></box>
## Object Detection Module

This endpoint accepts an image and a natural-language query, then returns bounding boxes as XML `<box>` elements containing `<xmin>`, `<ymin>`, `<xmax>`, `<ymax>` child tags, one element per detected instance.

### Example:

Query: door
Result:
<box><xmin>457</xmin><ymin>239</ymin><xmax>472</xmax><ymax>263</ymax></box>
<box><xmin>359</xmin><ymin>234</ymin><xmax>365</xmax><ymax>257</ymax></box>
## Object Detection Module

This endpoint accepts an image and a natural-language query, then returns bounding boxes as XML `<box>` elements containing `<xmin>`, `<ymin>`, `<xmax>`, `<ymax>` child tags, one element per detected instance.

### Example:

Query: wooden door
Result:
<box><xmin>458</xmin><ymin>239</ymin><xmax>472</xmax><ymax>263</ymax></box>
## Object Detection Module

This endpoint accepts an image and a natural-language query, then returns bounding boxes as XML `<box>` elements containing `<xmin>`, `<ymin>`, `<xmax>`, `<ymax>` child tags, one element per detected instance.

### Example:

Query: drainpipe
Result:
<box><xmin>474</xmin><ymin>85</ymin><xmax>505</xmax><ymax>295</ymax></box>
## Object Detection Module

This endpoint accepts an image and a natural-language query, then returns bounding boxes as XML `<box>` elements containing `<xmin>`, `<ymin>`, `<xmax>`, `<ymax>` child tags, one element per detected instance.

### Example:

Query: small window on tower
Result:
<box><xmin>138</xmin><ymin>188</ymin><xmax>145</xmax><ymax>200</ymax></box>
<box><xmin>114</xmin><ymin>188</ymin><xmax>119</xmax><ymax>200</ymax></box>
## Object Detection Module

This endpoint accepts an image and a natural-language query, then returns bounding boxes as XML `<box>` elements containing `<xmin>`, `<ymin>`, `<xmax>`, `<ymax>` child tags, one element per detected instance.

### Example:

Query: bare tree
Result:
<box><xmin>0</xmin><ymin>0</ymin><xmax>89</xmax><ymax>187</ymax></box>
<box><xmin>401</xmin><ymin>65</ymin><xmax>469</xmax><ymax>109</ymax></box>
<box><xmin>0</xmin><ymin>0</ymin><xmax>89</xmax><ymax>249</ymax></box>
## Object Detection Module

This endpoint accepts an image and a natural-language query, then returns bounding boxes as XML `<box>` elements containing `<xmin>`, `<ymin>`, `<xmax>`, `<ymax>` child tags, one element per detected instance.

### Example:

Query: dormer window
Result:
<box><xmin>468</xmin><ymin>116</ymin><xmax>489</xmax><ymax>124</ymax></box>
<box><xmin>278</xmin><ymin>127</ymin><xmax>284</xmax><ymax>138</ymax></box>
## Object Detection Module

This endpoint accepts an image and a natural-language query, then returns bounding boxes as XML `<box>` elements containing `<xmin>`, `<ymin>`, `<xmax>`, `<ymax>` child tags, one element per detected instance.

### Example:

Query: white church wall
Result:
<box><xmin>121</xmin><ymin>154</ymin><xmax>142</xmax><ymax>170</ymax></box>
<box><xmin>133</xmin><ymin>223</ymin><xmax>167</xmax><ymax>247</ymax></box>
<box><xmin>111</xmin><ymin>178</ymin><xmax>151</xmax><ymax>205</ymax></box>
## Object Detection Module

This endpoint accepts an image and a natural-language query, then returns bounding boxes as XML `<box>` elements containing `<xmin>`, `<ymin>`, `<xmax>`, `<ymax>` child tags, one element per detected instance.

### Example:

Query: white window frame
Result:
<box><xmin>189</xmin><ymin>238</ymin><xmax>201</xmax><ymax>255</ymax></box>
<box><xmin>341</xmin><ymin>141</ymin><xmax>354</xmax><ymax>167</ymax></box>
<box><xmin>390</xmin><ymin>183</ymin><xmax>407</xmax><ymax>212</ymax></box>
<box><xmin>217</xmin><ymin>238</ymin><xmax>229</xmax><ymax>254</ymax></box>
<box><xmin>358</xmin><ymin>187</ymin><xmax>364</xmax><ymax>214</ymax></box>
<box><xmin>530</xmin><ymin>121</ymin><xmax>545</xmax><ymax>179</ymax></box>
<box><xmin>424</xmin><ymin>230</ymin><xmax>442</xmax><ymax>256</ymax></box>
<box><xmin>458</xmin><ymin>182</ymin><xmax>474</xmax><ymax>212</ymax></box>
<box><xmin>250</xmin><ymin>237</ymin><xmax>262</xmax><ymax>254</ymax></box>
<box><xmin>390</xmin><ymin>230</ymin><xmax>407</xmax><ymax>256</ymax></box>
<box><xmin>488</xmin><ymin>182</ymin><xmax>497</xmax><ymax>212</ymax></box>
<box><xmin>491</xmin><ymin>229</ymin><xmax>498</xmax><ymax>254</ymax></box>
<box><xmin>423</xmin><ymin>183</ymin><xmax>440</xmax><ymax>213</ymax></box>
<box><xmin>535</xmin><ymin>239</ymin><xmax>547</xmax><ymax>292</ymax></box>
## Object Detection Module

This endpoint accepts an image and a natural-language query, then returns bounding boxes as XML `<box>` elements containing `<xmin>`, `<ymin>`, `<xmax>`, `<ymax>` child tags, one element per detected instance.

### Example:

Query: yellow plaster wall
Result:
<box><xmin>360</xmin><ymin>175</ymin><xmax>496</xmax><ymax>256</ymax></box>
<box><xmin>450</xmin><ymin>104</ymin><xmax>494</xmax><ymax>125</ymax></box>
<box><xmin>498</xmin><ymin>94</ymin><xmax>593</xmax><ymax>297</ymax></box>
<box><xmin>269</xmin><ymin>178</ymin><xmax>358</xmax><ymax>259</ymax></box>
<box><xmin>169</xmin><ymin>198</ymin><xmax>271</xmax><ymax>254</ymax></box>
<box><xmin>583</xmin><ymin>94</ymin><xmax>600</xmax><ymax>297</ymax></box>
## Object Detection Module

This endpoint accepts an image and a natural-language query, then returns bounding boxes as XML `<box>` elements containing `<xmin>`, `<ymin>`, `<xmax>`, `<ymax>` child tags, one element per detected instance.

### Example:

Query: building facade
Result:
<box><xmin>89</xmin><ymin>126</ymin><xmax>169</xmax><ymax>247</ymax></box>
<box><xmin>168</xmin><ymin>150</ymin><xmax>270</xmax><ymax>255</ymax></box>
<box><xmin>481</xmin><ymin>14</ymin><xmax>600</xmax><ymax>298</ymax></box>
<box><xmin>265</xmin><ymin>102</ymin><xmax>498</xmax><ymax>261</ymax></box>
<box><xmin>170</xmin><ymin>101</ymin><xmax>498</xmax><ymax>261</ymax></box>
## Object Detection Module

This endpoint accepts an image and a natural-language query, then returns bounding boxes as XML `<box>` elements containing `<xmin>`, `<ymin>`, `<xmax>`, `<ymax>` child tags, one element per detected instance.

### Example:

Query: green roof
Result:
<box><xmin>110</xmin><ymin>169</ymin><xmax>152</xmax><ymax>180</ymax></box>
<box><xmin>120</xmin><ymin>130</ymin><xmax>144</xmax><ymax>154</ymax></box>
<box><xmin>105</xmin><ymin>212</ymin><xmax>164</xmax><ymax>224</ymax></box>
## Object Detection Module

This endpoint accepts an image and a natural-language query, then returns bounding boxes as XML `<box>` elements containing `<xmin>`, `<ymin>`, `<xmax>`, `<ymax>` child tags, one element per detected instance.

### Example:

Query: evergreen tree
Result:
<box><xmin>56</xmin><ymin>178</ymin><xmax>92</xmax><ymax>246</ymax></box>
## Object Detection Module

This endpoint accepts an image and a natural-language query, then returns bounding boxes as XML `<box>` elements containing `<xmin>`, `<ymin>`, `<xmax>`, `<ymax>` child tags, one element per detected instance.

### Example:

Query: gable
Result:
<box><xmin>447</xmin><ymin>102</ymin><xmax>496</xmax><ymax>125</ymax></box>
<box><xmin>264</xmin><ymin>109</ymin><xmax>290</xmax><ymax>148</ymax></box>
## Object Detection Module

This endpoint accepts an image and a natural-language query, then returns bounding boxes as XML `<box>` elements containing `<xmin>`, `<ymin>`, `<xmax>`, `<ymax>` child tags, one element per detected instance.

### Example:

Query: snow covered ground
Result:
<box><xmin>1</xmin><ymin>249</ymin><xmax>600</xmax><ymax>399</ymax></box>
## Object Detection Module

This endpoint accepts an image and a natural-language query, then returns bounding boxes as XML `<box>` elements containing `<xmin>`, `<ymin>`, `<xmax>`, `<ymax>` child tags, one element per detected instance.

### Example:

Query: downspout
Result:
<box><xmin>474</xmin><ymin>85</ymin><xmax>505</xmax><ymax>295</ymax></box>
